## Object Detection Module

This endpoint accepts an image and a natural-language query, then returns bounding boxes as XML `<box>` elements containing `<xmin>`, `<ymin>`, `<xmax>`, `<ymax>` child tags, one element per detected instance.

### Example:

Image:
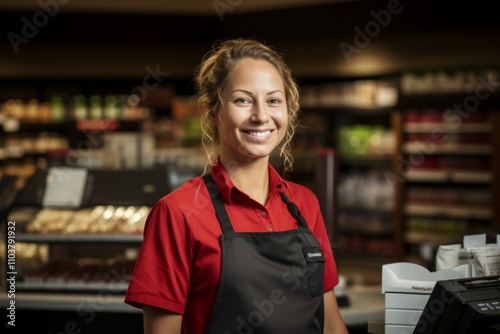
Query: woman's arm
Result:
<box><xmin>324</xmin><ymin>289</ymin><xmax>349</xmax><ymax>334</ymax></box>
<box><xmin>143</xmin><ymin>305</ymin><xmax>183</xmax><ymax>334</ymax></box>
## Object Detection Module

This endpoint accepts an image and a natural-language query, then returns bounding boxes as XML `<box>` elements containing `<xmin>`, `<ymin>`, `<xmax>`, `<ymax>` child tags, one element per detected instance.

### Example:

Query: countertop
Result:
<box><xmin>1</xmin><ymin>284</ymin><xmax>385</xmax><ymax>326</ymax></box>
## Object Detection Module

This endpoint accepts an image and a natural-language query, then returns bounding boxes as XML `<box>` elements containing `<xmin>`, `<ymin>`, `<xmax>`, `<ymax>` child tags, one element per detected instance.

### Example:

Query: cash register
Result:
<box><xmin>414</xmin><ymin>275</ymin><xmax>500</xmax><ymax>333</ymax></box>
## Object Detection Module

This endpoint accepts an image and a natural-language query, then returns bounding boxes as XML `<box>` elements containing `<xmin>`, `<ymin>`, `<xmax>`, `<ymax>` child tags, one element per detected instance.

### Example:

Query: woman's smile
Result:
<box><xmin>243</xmin><ymin>129</ymin><xmax>273</xmax><ymax>140</ymax></box>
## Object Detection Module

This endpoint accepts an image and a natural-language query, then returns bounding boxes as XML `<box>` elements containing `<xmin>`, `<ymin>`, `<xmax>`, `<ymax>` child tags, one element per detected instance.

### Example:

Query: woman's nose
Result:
<box><xmin>250</xmin><ymin>102</ymin><xmax>270</xmax><ymax>123</ymax></box>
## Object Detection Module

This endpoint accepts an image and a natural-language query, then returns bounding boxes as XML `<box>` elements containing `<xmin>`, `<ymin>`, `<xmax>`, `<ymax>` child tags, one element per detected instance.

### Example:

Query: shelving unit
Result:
<box><xmin>393</xmin><ymin>87</ymin><xmax>500</xmax><ymax>267</ymax></box>
<box><xmin>298</xmin><ymin>78</ymin><xmax>399</xmax><ymax>284</ymax></box>
<box><xmin>299</xmin><ymin>71</ymin><xmax>500</xmax><ymax>277</ymax></box>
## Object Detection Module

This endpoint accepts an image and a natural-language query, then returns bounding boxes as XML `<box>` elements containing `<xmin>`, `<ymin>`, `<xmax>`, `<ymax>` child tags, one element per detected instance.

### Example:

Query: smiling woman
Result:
<box><xmin>195</xmin><ymin>39</ymin><xmax>300</xmax><ymax>174</ymax></box>
<box><xmin>125</xmin><ymin>38</ymin><xmax>348</xmax><ymax>334</ymax></box>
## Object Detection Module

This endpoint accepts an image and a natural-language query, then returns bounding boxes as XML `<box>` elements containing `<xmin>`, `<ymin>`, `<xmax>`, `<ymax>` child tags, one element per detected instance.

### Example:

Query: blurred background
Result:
<box><xmin>0</xmin><ymin>0</ymin><xmax>499</xmax><ymax>332</ymax></box>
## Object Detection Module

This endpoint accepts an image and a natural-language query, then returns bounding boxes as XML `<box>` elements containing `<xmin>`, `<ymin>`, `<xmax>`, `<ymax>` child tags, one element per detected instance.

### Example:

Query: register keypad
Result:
<box><xmin>476</xmin><ymin>301</ymin><xmax>500</xmax><ymax>313</ymax></box>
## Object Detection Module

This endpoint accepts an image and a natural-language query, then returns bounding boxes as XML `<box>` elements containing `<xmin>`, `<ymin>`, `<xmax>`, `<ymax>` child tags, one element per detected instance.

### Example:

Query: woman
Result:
<box><xmin>125</xmin><ymin>38</ymin><xmax>348</xmax><ymax>334</ymax></box>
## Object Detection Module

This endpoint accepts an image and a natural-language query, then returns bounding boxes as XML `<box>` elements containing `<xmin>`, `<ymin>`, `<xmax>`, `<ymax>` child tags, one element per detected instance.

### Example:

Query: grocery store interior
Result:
<box><xmin>1</xmin><ymin>0</ymin><xmax>499</xmax><ymax>333</ymax></box>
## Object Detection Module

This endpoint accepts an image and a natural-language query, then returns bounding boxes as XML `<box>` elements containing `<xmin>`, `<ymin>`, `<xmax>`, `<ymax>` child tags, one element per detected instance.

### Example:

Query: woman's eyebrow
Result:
<box><xmin>231</xmin><ymin>89</ymin><xmax>253</xmax><ymax>95</ymax></box>
<box><xmin>267</xmin><ymin>90</ymin><xmax>284</xmax><ymax>95</ymax></box>
<box><xmin>231</xmin><ymin>89</ymin><xmax>284</xmax><ymax>95</ymax></box>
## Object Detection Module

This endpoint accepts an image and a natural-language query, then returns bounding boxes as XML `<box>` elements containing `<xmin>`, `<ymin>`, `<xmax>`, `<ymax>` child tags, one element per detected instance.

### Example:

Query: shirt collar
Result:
<box><xmin>209</xmin><ymin>158</ymin><xmax>289</xmax><ymax>205</ymax></box>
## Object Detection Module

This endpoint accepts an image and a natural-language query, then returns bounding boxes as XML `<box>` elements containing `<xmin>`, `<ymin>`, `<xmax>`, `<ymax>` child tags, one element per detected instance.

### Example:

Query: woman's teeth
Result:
<box><xmin>249</xmin><ymin>131</ymin><xmax>271</xmax><ymax>138</ymax></box>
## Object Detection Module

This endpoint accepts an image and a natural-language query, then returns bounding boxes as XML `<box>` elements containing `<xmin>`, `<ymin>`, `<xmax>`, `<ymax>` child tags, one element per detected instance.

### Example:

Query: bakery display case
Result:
<box><xmin>0</xmin><ymin>165</ymin><xmax>204</xmax><ymax>333</ymax></box>
<box><xmin>1</xmin><ymin>166</ymin><xmax>178</xmax><ymax>294</ymax></box>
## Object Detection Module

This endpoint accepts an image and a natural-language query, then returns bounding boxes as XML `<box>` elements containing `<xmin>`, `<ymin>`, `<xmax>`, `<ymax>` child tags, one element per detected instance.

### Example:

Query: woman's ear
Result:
<box><xmin>208</xmin><ymin>111</ymin><xmax>219</xmax><ymax>125</ymax></box>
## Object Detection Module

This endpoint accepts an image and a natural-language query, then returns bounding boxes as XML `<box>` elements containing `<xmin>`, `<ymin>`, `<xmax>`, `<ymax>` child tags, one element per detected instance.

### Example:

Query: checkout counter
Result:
<box><xmin>0</xmin><ymin>284</ymin><xmax>385</xmax><ymax>333</ymax></box>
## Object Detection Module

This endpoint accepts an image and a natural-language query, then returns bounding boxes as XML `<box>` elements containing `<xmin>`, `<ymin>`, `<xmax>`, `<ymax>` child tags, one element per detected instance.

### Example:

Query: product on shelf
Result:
<box><xmin>400</xmin><ymin>68</ymin><xmax>500</xmax><ymax>95</ymax></box>
<box><xmin>23</xmin><ymin>206</ymin><xmax>150</xmax><ymax>235</ymax></box>
<box><xmin>0</xmin><ymin>92</ymin><xmax>151</xmax><ymax>123</ymax></box>
<box><xmin>338</xmin><ymin>125</ymin><xmax>395</xmax><ymax>157</ymax></box>
<box><xmin>299</xmin><ymin>79</ymin><xmax>398</xmax><ymax>108</ymax></box>
<box><xmin>20</xmin><ymin>255</ymin><xmax>135</xmax><ymax>291</ymax></box>
<box><xmin>405</xmin><ymin>217</ymin><xmax>468</xmax><ymax>239</ymax></box>
<box><xmin>337</xmin><ymin>170</ymin><xmax>394</xmax><ymax>209</ymax></box>
<box><xmin>405</xmin><ymin>186</ymin><xmax>491</xmax><ymax>208</ymax></box>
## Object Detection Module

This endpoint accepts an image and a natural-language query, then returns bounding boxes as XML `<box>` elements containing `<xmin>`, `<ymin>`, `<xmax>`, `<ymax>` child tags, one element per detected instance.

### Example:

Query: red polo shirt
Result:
<box><xmin>125</xmin><ymin>161</ymin><xmax>339</xmax><ymax>333</ymax></box>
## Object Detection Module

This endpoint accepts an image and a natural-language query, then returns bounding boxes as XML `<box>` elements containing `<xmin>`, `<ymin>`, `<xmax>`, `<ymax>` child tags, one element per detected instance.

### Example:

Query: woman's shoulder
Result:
<box><xmin>156</xmin><ymin>175</ymin><xmax>205</xmax><ymax>206</ymax></box>
<box><xmin>146</xmin><ymin>175</ymin><xmax>213</xmax><ymax>227</ymax></box>
<box><xmin>283</xmin><ymin>179</ymin><xmax>318</xmax><ymax>203</ymax></box>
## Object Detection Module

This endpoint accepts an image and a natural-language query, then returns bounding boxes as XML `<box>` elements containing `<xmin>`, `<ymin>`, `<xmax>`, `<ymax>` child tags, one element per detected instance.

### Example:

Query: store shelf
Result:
<box><xmin>16</xmin><ymin>281</ymin><xmax>129</xmax><ymax>293</ymax></box>
<box><xmin>403</xmin><ymin>143</ymin><xmax>492</xmax><ymax>154</ymax></box>
<box><xmin>404</xmin><ymin>123</ymin><xmax>492</xmax><ymax>133</ymax></box>
<box><xmin>394</xmin><ymin>93</ymin><xmax>498</xmax><ymax>267</ymax></box>
<box><xmin>302</xmin><ymin>106</ymin><xmax>394</xmax><ymax>115</ymax></box>
<box><xmin>74</xmin><ymin>119</ymin><xmax>143</xmax><ymax>132</ymax></box>
<box><xmin>404</xmin><ymin>204</ymin><xmax>492</xmax><ymax>220</ymax></box>
<box><xmin>0</xmin><ymin>119</ymin><xmax>143</xmax><ymax>135</ymax></box>
<box><xmin>338</xmin><ymin>227</ymin><xmax>394</xmax><ymax>237</ymax></box>
<box><xmin>403</xmin><ymin>170</ymin><xmax>492</xmax><ymax>183</ymax></box>
<box><xmin>0</xmin><ymin>292</ymin><xmax>138</xmax><ymax>313</ymax></box>
<box><xmin>404</xmin><ymin>232</ymin><xmax>463</xmax><ymax>246</ymax></box>
<box><xmin>1</xmin><ymin>120</ymin><xmax>68</xmax><ymax>133</ymax></box>
<box><xmin>339</xmin><ymin>155</ymin><xmax>392</xmax><ymax>166</ymax></box>
<box><xmin>15</xmin><ymin>233</ymin><xmax>143</xmax><ymax>243</ymax></box>
<box><xmin>339</xmin><ymin>204</ymin><xmax>394</xmax><ymax>214</ymax></box>
<box><xmin>397</xmin><ymin>93</ymin><xmax>500</xmax><ymax>109</ymax></box>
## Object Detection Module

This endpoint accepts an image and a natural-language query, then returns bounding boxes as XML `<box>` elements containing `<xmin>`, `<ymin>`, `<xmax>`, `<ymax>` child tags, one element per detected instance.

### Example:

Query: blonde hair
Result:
<box><xmin>194</xmin><ymin>38</ymin><xmax>300</xmax><ymax>173</ymax></box>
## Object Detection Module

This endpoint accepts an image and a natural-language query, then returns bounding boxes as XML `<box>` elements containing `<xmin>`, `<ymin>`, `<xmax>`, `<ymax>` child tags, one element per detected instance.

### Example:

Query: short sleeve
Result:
<box><xmin>124</xmin><ymin>200</ymin><xmax>193</xmax><ymax>314</ymax></box>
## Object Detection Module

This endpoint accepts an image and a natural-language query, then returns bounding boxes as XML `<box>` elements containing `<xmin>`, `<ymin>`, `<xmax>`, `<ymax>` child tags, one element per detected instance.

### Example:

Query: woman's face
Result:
<box><xmin>216</xmin><ymin>58</ymin><xmax>288</xmax><ymax>164</ymax></box>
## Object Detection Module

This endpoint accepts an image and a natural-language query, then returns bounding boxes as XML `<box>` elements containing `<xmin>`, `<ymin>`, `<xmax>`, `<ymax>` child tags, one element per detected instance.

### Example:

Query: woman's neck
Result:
<box><xmin>220</xmin><ymin>157</ymin><xmax>270</xmax><ymax>205</ymax></box>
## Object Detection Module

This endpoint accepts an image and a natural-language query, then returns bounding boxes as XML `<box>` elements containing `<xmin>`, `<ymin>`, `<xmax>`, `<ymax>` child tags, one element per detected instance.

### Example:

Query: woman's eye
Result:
<box><xmin>268</xmin><ymin>98</ymin><xmax>282</xmax><ymax>104</ymax></box>
<box><xmin>233</xmin><ymin>97</ymin><xmax>251</xmax><ymax>104</ymax></box>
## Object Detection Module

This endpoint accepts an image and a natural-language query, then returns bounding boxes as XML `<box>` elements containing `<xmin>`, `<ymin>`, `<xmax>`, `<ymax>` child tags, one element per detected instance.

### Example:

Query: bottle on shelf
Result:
<box><xmin>73</xmin><ymin>95</ymin><xmax>88</xmax><ymax>120</ymax></box>
<box><xmin>89</xmin><ymin>95</ymin><xmax>103</xmax><ymax>119</ymax></box>
<box><xmin>50</xmin><ymin>95</ymin><xmax>65</xmax><ymax>122</ymax></box>
<box><xmin>104</xmin><ymin>95</ymin><xmax>119</xmax><ymax>119</ymax></box>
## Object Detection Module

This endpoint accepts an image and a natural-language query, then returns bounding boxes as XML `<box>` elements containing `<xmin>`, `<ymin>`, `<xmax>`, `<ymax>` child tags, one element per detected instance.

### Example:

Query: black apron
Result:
<box><xmin>203</xmin><ymin>174</ymin><xmax>325</xmax><ymax>334</ymax></box>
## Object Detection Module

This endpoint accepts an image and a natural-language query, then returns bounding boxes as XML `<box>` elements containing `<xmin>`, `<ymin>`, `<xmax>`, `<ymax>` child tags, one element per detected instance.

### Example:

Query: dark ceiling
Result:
<box><xmin>1</xmin><ymin>0</ymin><xmax>498</xmax><ymax>48</ymax></box>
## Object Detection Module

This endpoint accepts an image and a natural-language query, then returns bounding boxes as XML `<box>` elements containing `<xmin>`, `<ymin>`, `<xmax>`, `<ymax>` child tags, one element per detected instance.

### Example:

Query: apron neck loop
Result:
<box><xmin>203</xmin><ymin>174</ymin><xmax>235</xmax><ymax>234</ymax></box>
<box><xmin>203</xmin><ymin>173</ymin><xmax>309</xmax><ymax>233</ymax></box>
<box><xmin>279</xmin><ymin>192</ymin><xmax>308</xmax><ymax>229</ymax></box>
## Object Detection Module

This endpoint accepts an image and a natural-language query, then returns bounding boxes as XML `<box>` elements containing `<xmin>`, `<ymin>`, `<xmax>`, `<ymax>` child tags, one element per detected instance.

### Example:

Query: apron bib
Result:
<box><xmin>203</xmin><ymin>174</ymin><xmax>325</xmax><ymax>334</ymax></box>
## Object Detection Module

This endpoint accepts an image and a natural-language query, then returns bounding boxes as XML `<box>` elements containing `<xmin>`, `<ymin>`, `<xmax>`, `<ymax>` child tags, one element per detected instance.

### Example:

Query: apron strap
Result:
<box><xmin>203</xmin><ymin>173</ymin><xmax>309</xmax><ymax>233</ymax></box>
<box><xmin>203</xmin><ymin>174</ymin><xmax>235</xmax><ymax>234</ymax></box>
<box><xmin>279</xmin><ymin>192</ymin><xmax>309</xmax><ymax>229</ymax></box>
